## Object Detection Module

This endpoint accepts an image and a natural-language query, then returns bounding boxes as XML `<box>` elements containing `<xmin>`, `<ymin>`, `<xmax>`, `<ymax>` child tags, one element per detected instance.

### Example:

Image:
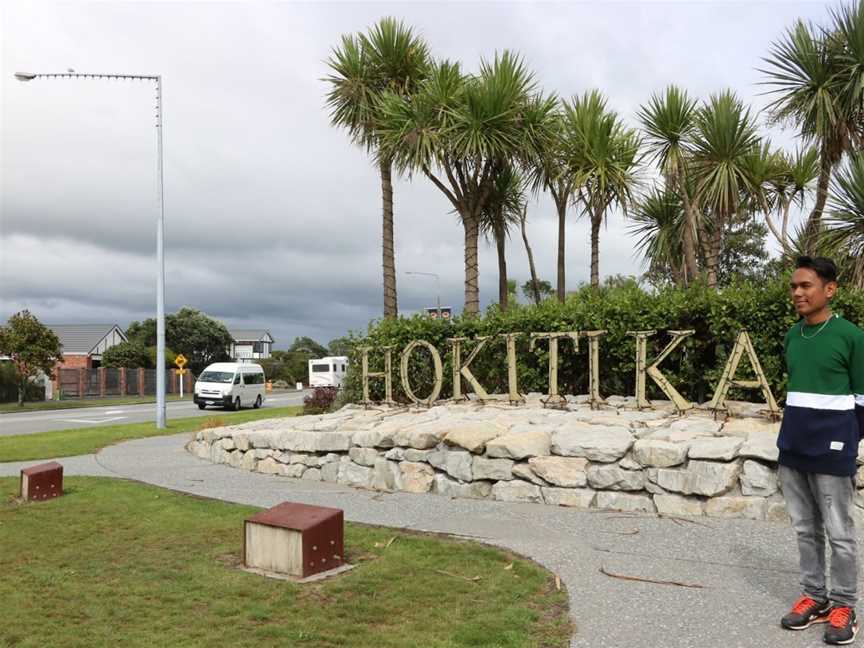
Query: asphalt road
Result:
<box><xmin>0</xmin><ymin>390</ymin><xmax>310</xmax><ymax>437</ymax></box>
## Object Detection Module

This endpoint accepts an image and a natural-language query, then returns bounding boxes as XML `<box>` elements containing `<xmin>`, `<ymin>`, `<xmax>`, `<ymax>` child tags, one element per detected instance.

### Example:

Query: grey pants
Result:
<box><xmin>779</xmin><ymin>465</ymin><xmax>859</xmax><ymax>607</ymax></box>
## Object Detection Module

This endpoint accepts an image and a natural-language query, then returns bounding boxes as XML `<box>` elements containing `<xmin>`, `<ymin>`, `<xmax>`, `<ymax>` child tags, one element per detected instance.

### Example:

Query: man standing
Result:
<box><xmin>778</xmin><ymin>256</ymin><xmax>864</xmax><ymax>645</ymax></box>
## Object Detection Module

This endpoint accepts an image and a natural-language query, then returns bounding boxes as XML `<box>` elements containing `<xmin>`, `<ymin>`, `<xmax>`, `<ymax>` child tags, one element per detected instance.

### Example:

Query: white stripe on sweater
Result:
<box><xmin>856</xmin><ymin>394</ymin><xmax>864</xmax><ymax>407</ymax></box>
<box><xmin>786</xmin><ymin>392</ymin><xmax>856</xmax><ymax>411</ymax></box>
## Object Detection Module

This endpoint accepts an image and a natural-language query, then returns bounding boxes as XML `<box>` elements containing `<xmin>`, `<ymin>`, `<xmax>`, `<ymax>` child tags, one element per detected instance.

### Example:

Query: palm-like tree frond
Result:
<box><xmin>759</xmin><ymin>19</ymin><xmax>843</xmax><ymax>140</ymax></box>
<box><xmin>824</xmin><ymin>151</ymin><xmax>864</xmax><ymax>287</ymax></box>
<box><xmin>637</xmin><ymin>85</ymin><xmax>698</xmax><ymax>176</ymax></box>
<box><xmin>689</xmin><ymin>90</ymin><xmax>761</xmax><ymax>217</ymax></box>
<box><xmin>628</xmin><ymin>187</ymin><xmax>685</xmax><ymax>282</ymax></box>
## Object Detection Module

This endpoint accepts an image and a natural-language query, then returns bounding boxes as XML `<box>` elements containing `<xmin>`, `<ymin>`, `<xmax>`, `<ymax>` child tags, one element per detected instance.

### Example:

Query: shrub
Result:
<box><xmin>197</xmin><ymin>416</ymin><xmax>227</xmax><ymax>431</ymax></box>
<box><xmin>303</xmin><ymin>386</ymin><xmax>338</xmax><ymax>415</ymax></box>
<box><xmin>0</xmin><ymin>363</ymin><xmax>44</xmax><ymax>403</ymax></box>
<box><xmin>339</xmin><ymin>279</ymin><xmax>864</xmax><ymax>406</ymax></box>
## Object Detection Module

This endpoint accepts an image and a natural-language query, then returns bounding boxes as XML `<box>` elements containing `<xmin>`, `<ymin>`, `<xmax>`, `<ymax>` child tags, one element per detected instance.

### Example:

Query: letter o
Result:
<box><xmin>400</xmin><ymin>340</ymin><xmax>443</xmax><ymax>405</ymax></box>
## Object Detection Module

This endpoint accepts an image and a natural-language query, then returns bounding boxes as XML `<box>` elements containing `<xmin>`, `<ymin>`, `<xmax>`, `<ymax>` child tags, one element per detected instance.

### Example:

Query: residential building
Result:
<box><xmin>50</xmin><ymin>324</ymin><xmax>128</xmax><ymax>369</ymax></box>
<box><xmin>228</xmin><ymin>329</ymin><xmax>274</xmax><ymax>361</ymax></box>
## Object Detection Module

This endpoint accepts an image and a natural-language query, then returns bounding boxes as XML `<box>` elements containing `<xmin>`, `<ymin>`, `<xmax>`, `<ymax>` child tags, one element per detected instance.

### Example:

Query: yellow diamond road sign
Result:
<box><xmin>175</xmin><ymin>354</ymin><xmax>188</xmax><ymax>369</ymax></box>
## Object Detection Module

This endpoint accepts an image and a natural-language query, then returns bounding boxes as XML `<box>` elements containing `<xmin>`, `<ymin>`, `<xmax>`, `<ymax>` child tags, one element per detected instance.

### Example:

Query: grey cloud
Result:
<box><xmin>1</xmin><ymin>1</ymin><xmax>834</xmax><ymax>346</ymax></box>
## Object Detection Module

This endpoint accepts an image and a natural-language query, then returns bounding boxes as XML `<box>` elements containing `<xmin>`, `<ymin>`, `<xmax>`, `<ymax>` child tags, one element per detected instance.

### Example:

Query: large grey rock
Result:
<box><xmin>348</xmin><ymin>447</ymin><xmax>379</xmax><ymax>467</ymax></box>
<box><xmin>738</xmin><ymin>434</ymin><xmax>779</xmax><ymax>463</ymax></box>
<box><xmin>432</xmin><ymin>474</ymin><xmax>492</xmax><ymax>500</ymax></box>
<box><xmin>512</xmin><ymin>463</ymin><xmax>549</xmax><ymax>486</ymax></box>
<box><xmin>653</xmin><ymin>494</ymin><xmax>704</xmax><ymax>517</ymax></box>
<box><xmin>443</xmin><ymin>422</ymin><xmax>506</xmax><ymax>453</ymax></box>
<box><xmin>371</xmin><ymin>458</ymin><xmax>402</xmax><ymax>491</ymax></box>
<box><xmin>595</xmin><ymin>491</ymin><xmax>656</xmax><ymax>513</ymax></box>
<box><xmin>551</xmin><ymin>426</ymin><xmax>633</xmax><ymax>462</ymax></box>
<box><xmin>656</xmin><ymin>460</ymin><xmax>740</xmax><ymax>497</ymax></box>
<box><xmin>740</xmin><ymin>460</ymin><xmax>778</xmax><ymax>496</ymax></box>
<box><xmin>631</xmin><ymin>439</ymin><xmax>688</xmax><ymax>467</ymax></box>
<box><xmin>669</xmin><ymin>418</ymin><xmax>723</xmax><ymax>435</ymax></box>
<box><xmin>472</xmin><ymin>456</ymin><xmax>515</xmax><ymax>481</ymax></box>
<box><xmin>486</xmin><ymin>431</ymin><xmax>551</xmax><ymax>460</ymax></box>
<box><xmin>427</xmin><ymin>448</ymin><xmax>473</xmax><ymax>482</ymax></box>
<box><xmin>721</xmin><ymin>418</ymin><xmax>781</xmax><ymax>439</ymax></box>
<box><xmin>393</xmin><ymin>421</ymin><xmax>450</xmax><ymax>449</ymax></box>
<box><xmin>280</xmin><ymin>463</ymin><xmax>306</xmax><ymax>478</ymax></box>
<box><xmin>687</xmin><ymin>437</ymin><xmax>743</xmax><ymax>461</ymax></box>
<box><xmin>276</xmin><ymin>430</ymin><xmax>351</xmax><ymax>452</ymax></box>
<box><xmin>528</xmin><ymin>456</ymin><xmax>588</xmax><ymax>487</ymax></box>
<box><xmin>241</xmin><ymin>452</ymin><xmax>257</xmax><ymax>472</ymax></box>
<box><xmin>384</xmin><ymin>447</ymin><xmax>406</xmax><ymax>461</ymax></box>
<box><xmin>257</xmin><ymin>457</ymin><xmax>282</xmax><ymax>475</ymax></box>
<box><xmin>492</xmin><ymin>480</ymin><xmax>544</xmax><ymax>504</ymax></box>
<box><xmin>705</xmin><ymin>496</ymin><xmax>766</xmax><ymax>520</ymax></box>
<box><xmin>302</xmin><ymin>468</ymin><xmax>322</xmax><ymax>481</ymax></box>
<box><xmin>320</xmin><ymin>460</ymin><xmax>340</xmax><ymax>482</ymax></box>
<box><xmin>618</xmin><ymin>454</ymin><xmax>642</xmax><ymax>471</ymax></box>
<box><xmin>404</xmin><ymin>448</ymin><xmax>435</xmax><ymax>463</ymax></box>
<box><xmin>352</xmin><ymin>426</ymin><xmax>398</xmax><ymax>448</ymax></box>
<box><xmin>587</xmin><ymin>464</ymin><xmax>645</xmax><ymax>491</ymax></box>
<box><xmin>542</xmin><ymin>487</ymin><xmax>596</xmax><ymax>508</ymax></box>
<box><xmin>338</xmin><ymin>461</ymin><xmax>373</xmax><ymax>488</ymax></box>
<box><xmin>399</xmin><ymin>462</ymin><xmax>435</xmax><ymax>493</ymax></box>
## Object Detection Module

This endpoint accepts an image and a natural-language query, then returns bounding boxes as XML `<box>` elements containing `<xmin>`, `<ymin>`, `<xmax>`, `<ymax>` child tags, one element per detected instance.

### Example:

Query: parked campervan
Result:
<box><xmin>308</xmin><ymin>356</ymin><xmax>348</xmax><ymax>388</ymax></box>
<box><xmin>194</xmin><ymin>362</ymin><xmax>266</xmax><ymax>410</ymax></box>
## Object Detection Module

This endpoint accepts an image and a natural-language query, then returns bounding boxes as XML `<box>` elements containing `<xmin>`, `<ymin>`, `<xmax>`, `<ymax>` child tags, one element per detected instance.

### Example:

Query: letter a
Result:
<box><xmin>709</xmin><ymin>330</ymin><xmax>780</xmax><ymax>417</ymax></box>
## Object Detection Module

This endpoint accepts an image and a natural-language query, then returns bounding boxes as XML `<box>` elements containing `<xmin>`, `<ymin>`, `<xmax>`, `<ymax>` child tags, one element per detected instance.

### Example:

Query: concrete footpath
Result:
<box><xmin>2</xmin><ymin>433</ymin><xmax>859</xmax><ymax>648</ymax></box>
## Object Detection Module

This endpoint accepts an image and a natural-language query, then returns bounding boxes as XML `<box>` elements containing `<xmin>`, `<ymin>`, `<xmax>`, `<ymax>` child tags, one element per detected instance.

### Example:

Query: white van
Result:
<box><xmin>194</xmin><ymin>362</ymin><xmax>266</xmax><ymax>410</ymax></box>
<box><xmin>308</xmin><ymin>356</ymin><xmax>348</xmax><ymax>388</ymax></box>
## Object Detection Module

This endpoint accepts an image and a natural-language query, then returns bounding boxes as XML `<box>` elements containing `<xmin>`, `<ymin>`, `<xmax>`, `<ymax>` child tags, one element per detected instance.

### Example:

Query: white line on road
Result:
<box><xmin>57</xmin><ymin>416</ymin><xmax>127</xmax><ymax>425</ymax></box>
<box><xmin>104</xmin><ymin>410</ymin><xmax>125</xmax><ymax>414</ymax></box>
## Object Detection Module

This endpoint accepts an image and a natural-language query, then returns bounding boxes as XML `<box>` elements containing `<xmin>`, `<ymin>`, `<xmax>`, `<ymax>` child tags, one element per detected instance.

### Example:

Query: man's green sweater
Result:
<box><xmin>778</xmin><ymin>314</ymin><xmax>864</xmax><ymax>476</ymax></box>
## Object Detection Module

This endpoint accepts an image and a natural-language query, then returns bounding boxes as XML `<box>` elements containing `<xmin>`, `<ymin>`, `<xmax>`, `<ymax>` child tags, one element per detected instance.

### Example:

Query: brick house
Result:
<box><xmin>50</xmin><ymin>324</ymin><xmax>128</xmax><ymax>371</ymax></box>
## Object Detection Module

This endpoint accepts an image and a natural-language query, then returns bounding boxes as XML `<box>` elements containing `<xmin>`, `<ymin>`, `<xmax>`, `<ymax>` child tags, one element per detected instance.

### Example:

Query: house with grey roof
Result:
<box><xmin>50</xmin><ymin>324</ymin><xmax>128</xmax><ymax>369</ymax></box>
<box><xmin>228</xmin><ymin>329</ymin><xmax>274</xmax><ymax>362</ymax></box>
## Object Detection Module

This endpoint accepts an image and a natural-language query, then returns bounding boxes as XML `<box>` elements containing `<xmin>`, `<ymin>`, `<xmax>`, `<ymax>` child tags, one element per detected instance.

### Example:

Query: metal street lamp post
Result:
<box><xmin>405</xmin><ymin>271</ymin><xmax>441</xmax><ymax>316</ymax></box>
<box><xmin>15</xmin><ymin>71</ymin><xmax>168</xmax><ymax>428</ymax></box>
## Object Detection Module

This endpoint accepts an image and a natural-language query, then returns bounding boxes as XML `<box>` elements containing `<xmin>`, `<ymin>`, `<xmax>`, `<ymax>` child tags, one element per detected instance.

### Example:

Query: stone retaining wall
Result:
<box><xmin>187</xmin><ymin>395</ymin><xmax>864</xmax><ymax>521</ymax></box>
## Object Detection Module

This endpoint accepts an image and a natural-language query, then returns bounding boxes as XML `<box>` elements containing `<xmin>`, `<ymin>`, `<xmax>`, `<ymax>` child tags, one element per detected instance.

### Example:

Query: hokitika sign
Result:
<box><xmin>359</xmin><ymin>329</ymin><xmax>780</xmax><ymax>418</ymax></box>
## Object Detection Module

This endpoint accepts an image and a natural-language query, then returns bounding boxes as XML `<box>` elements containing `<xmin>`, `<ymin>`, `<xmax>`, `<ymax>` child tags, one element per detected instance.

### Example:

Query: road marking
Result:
<box><xmin>104</xmin><ymin>410</ymin><xmax>125</xmax><ymax>414</ymax></box>
<box><xmin>57</xmin><ymin>416</ymin><xmax>127</xmax><ymax>425</ymax></box>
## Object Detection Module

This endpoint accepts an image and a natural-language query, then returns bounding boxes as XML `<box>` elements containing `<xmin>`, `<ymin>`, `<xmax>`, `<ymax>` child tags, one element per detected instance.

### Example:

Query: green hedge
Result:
<box><xmin>339</xmin><ymin>280</ymin><xmax>864</xmax><ymax>406</ymax></box>
<box><xmin>0</xmin><ymin>363</ymin><xmax>45</xmax><ymax>403</ymax></box>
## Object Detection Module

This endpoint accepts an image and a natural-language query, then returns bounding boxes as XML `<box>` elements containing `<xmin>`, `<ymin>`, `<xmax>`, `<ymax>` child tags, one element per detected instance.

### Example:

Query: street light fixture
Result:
<box><xmin>405</xmin><ymin>271</ymin><xmax>441</xmax><ymax>317</ymax></box>
<box><xmin>14</xmin><ymin>70</ymin><xmax>169</xmax><ymax>429</ymax></box>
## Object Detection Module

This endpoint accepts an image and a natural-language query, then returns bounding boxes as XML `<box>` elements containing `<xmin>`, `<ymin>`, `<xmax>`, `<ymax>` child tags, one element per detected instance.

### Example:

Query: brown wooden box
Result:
<box><xmin>243</xmin><ymin>502</ymin><xmax>344</xmax><ymax>579</ymax></box>
<box><xmin>20</xmin><ymin>462</ymin><xmax>63</xmax><ymax>502</ymax></box>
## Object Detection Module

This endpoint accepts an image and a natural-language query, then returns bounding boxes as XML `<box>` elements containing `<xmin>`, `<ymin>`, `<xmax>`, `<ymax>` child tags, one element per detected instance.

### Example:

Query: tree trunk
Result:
<box><xmin>804</xmin><ymin>148</ymin><xmax>832</xmax><ymax>253</ymax></box>
<box><xmin>18</xmin><ymin>379</ymin><xmax>25</xmax><ymax>406</ymax></box>
<box><xmin>676</xmin><ymin>161</ymin><xmax>699</xmax><ymax>285</ymax></box>
<box><xmin>555</xmin><ymin>193</ymin><xmax>567</xmax><ymax>302</ymax></box>
<box><xmin>781</xmin><ymin>201</ymin><xmax>792</xmax><ymax>257</ymax></box>
<box><xmin>705</xmin><ymin>214</ymin><xmax>724</xmax><ymax>289</ymax></box>
<box><xmin>520</xmin><ymin>206</ymin><xmax>542</xmax><ymax>305</ymax></box>
<box><xmin>463</xmin><ymin>214</ymin><xmax>480</xmax><ymax>317</ymax></box>
<box><xmin>495</xmin><ymin>224</ymin><xmax>508</xmax><ymax>310</ymax></box>
<box><xmin>590</xmin><ymin>208</ymin><xmax>602</xmax><ymax>289</ymax></box>
<box><xmin>380</xmin><ymin>157</ymin><xmax>398</xmax><ymax>318</ymax></box>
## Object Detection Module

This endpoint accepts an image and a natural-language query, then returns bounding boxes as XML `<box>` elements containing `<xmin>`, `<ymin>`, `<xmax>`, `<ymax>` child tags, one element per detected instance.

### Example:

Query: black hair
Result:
<box><xmin>795</xmin><ymin>256</ymin><xmax>838</xmax><ymax>284</ymax></box>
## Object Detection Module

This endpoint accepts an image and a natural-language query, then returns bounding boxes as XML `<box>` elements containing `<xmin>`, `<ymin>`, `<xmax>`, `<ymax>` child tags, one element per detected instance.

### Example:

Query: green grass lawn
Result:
<box><xmin>0</xmin><ymin>395</ymin><xmax>186</xmax><ymax>414</ymax></box>
<box><xmin>0</xmin><ymin>406</ymin><xmax>302</xmax><ymax>463</ymax></box>
<box><xmin>0</xmin><ymin>477</ymin><xmax>572</xmax><ymax>648</ymax></box>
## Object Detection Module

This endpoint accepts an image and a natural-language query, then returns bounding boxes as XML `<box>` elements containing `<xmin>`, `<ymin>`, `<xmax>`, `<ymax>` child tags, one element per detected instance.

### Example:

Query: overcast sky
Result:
<box><xmin>0</xmin><ymin>1</ymin><xmax>834</xmax><ymax>349</ymax></box>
